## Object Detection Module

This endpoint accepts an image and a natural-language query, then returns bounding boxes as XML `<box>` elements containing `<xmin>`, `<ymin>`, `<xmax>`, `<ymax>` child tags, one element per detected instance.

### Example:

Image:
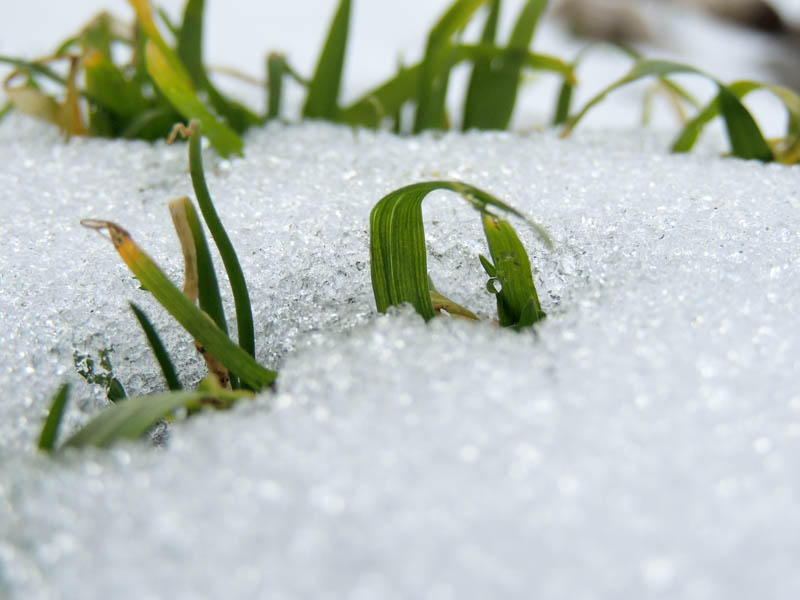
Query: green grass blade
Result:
<box><xmin>340</xmin><ymin>63</ymin><xmax>421</xmax><ymax>128</ymax></box>
<box><xmin>177</xmin><ymin>198</ymin><xmax>228</xmax><ymax>333</ymax></box>
<box><xmin>84</xmin><ymin>50</ymin><xmax>147</xmax><ymax>120</ymax></box>
<box><xmin>38</xmin><ymin>383</ymin><xmax>70</xmax><ymax>452</ymax></box>
<box><xmin>481</xmin><ymin>213</ymin><xmax>544</xmax><ymax>328</ymax></box>
<box><xmin>303</xmin><ymin>0</ymin><xmax>351</xmax><ymax>119</ymax></box>
<box><xmin>0</xmin><ymin>56</ymin><xmax>68</xmax><ymax>87</ymax></box>
<box><xmin>62</xmin><ymin>388</ymin><xmax>252</xmax><ymax>449</ymax></box>
<box><xmin>370</xmin><ymin>181</ymin><xmax>549</xmax><ymax>321</ymax></box>
<box><xmin>463</xmin><ymin>0</ymin><xmax>500</xmax><ymax>129</ymax></box>
<box><xmin>81</xmin><ymin>219</ymin><xmax>275</xmax><ymax>390</ymax></box>
<box><xmin>144</xmin><ymin>40</ymin><xmax>243</xmax><ymax>157</ymax></box>
<box><xmin>562</xmin><ymin>59</ymin><xmax>702</xmax><ymax>136</ymax></box>
<box><xmin>266</xmin><ymin>53</ymin><xmax>287</xmax><ymax>120</ymax></box>
<box><xmin>672</xmin><ymin>80</ymin><xmax>793</xmax><ymax>158</ymax></box>
<box><xmin>186</xmin><ymin>126</ymin><xmax>255</xmax><ymax>360</ymax></box>
<box><xmin>176</xmin><ymin>0</ymin><xmax>258</xmax><ymax>133</ymax></box>
<box><xmin>717</xmin><ymin>85</ymin><xmax>772</xmax><ymax>161</ymax></box>
<box><xmin>414</xmin><ymin>0</ymin><xmax>489</xmax><ymax>132</ymax></box>
<box><xmin>0</xmin><ymin>102</ymin><xmax>14</xmax><ymax>123</ymax></box>
<box><xmin>463</xmin><ymin>0</ymin><xmax>547</xmax><ymax>130</ymax></box>
<box><xmin>552</xmin><ymin>78</ymin><xmax>573</xmax><ymax>125</ymax></box>
<box><xmin>129</xmin><ymin>302</ymin><xmax>182</xmax><ymax>391</ymax></box>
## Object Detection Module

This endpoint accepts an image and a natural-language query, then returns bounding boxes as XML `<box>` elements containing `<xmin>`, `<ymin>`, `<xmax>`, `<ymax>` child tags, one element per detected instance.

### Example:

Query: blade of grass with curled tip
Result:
<box><xmin>129</xmin><ymin>302</ymin><xmax>182</xmax><ymax>391</ymax></box>
<box><xmin>303</xmin><ymin>0</ymin><xmax>351</xmax><ymax>120</ymax></box>
<box><xmin>62</xmin><ymin>387</ymin><xmax>253</xmax><ymax>449</ymax></box>
<box><xmin>80</xmin><ymin>219</ymin><xmax>275</xmax><ymax>390</ymax></box>
<box><xmin>480</xmin><ymin>213</ymin><xmax>544</xmax><ymax>328</ymax></box>
<box><xmin>38</xmin><ymin>383</ymin><xmax>70</xmax><ymax>452</ymax></box>
<box><xmin>414</xmin><ymin>0</ymin><xmax>489</xmax><ymax>132</ymax></box>
<box><xmin>370</xmin><ymin>181</ymin><xmax>550</xmax><ymax>321</ymax></box>
<box><xmin>463</xmin><ymin>0</ymin><xmax>547</xmax><ymax>130</ymax></box>
<box><xmin>561</xmin><ymin>59</ymin><xmax>772</xmax><ymax>161</ymax></box>
<box><xmin>181</xmin><ymin>123</ymin><xmax>255</xmax><ymax>361</ymax></box>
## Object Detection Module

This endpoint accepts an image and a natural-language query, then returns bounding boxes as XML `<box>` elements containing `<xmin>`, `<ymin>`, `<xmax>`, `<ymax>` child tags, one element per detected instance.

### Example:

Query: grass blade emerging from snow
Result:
<box><xmin>480</xmin><ymin>213</ymin><xmax>545</xmax><ymax>328</ymax></box>
<box><xmin>176</xmin><ymin>0</ymin><xmax>258</xmax><ymax>133</ymax></box>
<box><xmin>463</xmin><ymin>0</ymin><xmax>547</xmax><ymax>130</ymax></box>
<box><xmin>414</xmin><ymin>0</ymin><xmax>489</xmax><ymax>132</ymax></box>
<box><xmin>370</xmin><ymin>181</ymin><xmax>549</xmax><ymax>323</ymax></box>
<box><xmin>38</xmin><ymin>383</ymin><xmax>70</xmax><ymax>452</ymax></box>
<box><xmin>129</xmin><ymin>302</ymin><xmax>182</xmax><ymax>391</ymax></box>
<box><xmin>673</xmin><ymin>81</ymin><xmax>799</xmax><ymax>163</ymax></box>
<box><xmin>303</xmin><ymin>0</ymin><xmax>351</xmax><ymax>120</ymax></box>
<box><xmin>62</xmin><ymin>386</ymin><xmax>253</xmax><ymax>449</ymax></box>
<box><xmin>174</xmin><ymin>122</ymin><xmax>255</xmax><ymax>361</ymax></box>
<box><xmin>80</xmin><ymin>219</ymin><xmax>275</xmax><ymax>390</ymax></box>
<box><xmin>562</xmin><ymin>59</ymin><xmax>773</xmax><ymax>161</ymax></box>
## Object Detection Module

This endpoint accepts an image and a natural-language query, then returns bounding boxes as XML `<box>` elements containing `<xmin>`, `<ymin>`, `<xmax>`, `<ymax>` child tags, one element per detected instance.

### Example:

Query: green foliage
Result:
<box><xmin>369</xmin><ymin>181</ymin><xmax>549</xmax><ymax>325</ymax></box>
<box><xmin>38</xmin><ymin>384</ymin><xmax>70</xmax><ymax>452</ymax></box>
<box><xmin>303</xmin><ymin>0</ymin><xmax>351</xmax><ymax>119</ymax></box>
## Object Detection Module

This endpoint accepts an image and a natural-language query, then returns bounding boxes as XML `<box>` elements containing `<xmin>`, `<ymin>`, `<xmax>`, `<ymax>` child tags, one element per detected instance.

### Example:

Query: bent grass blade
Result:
<box><xmin>129</xmin><ymin>302</ymin><xmax>182</xmax><ymax>391</ymax></box>
<box><xmin>463</xmin><ymin>0</ymin><xmax>548</xmax><ymax>130</ymax></box>
<box><xmin>561</xmin><ymin>59</ymin><xmax>773</xmax><ymax>161</ymax></box>
<box><xmin>80</xmin><ymin>219</ymin><xmax>275</xmax><ymax>390</ymax></box>
<box><xmin>370</xmin><ymin>181</ymin><xmax>549</xmax><ymax>322</ymax></box>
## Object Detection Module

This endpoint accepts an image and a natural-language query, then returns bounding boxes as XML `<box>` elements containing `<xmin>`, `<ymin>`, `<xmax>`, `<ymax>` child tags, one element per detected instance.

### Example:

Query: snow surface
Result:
<box><xmin>2</xmin><ymin>2</ymin><xmax>800</xmax><ymax>599</ymax></box>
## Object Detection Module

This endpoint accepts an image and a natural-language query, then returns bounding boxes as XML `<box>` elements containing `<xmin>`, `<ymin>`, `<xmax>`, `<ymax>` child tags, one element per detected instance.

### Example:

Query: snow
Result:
<box><xmin>1</xmin><ymin>2</ymin><xmax>800</xmax><ymax>599</ymax></box>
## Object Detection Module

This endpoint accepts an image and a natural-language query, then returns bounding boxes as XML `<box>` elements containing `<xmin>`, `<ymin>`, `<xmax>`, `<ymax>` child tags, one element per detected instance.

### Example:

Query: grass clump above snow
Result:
<box><xmin>5</xmin><ymin>0</ymin><xmax>797</xmax><ymax>161</ymax></box>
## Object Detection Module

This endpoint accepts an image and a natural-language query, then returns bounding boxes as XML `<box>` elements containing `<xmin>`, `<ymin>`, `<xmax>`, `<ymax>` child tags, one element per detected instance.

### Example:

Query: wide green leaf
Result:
<box><xmin>370</xmin><ymin>181</ymin><xmax>549</xmax><ymax>321</ymax></box>
<box><xmin>303</xmin><ymin>0</ymin><xmax>351</xmax><ymax>119</ymax></box>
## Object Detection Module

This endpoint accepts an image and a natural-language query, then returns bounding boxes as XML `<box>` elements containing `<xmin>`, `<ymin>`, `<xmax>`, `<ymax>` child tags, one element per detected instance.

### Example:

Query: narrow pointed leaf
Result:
<box><xmin>482</xmin><ymin>213</ymin><xmax>544</xmax><ymax>327</ymax></box>
<box><xmin>303</xmin><ymin>0</ymin><xmax>351</xmax><ymax>119</ymax></box>
<box><xmin>414</xmin><ymin>0</ymin><xmax>489</xmax><ymax>132</ymax></box>
<box><xmin>38</xmin><ymin>383</ymin><xmax>70</xmax><ymax>452</ymax></box>
<box><xmin>561</xmin><ymin>60</ymin><xmax>702</xmax><ymax>136</ymax></box>
<box><xmin>340</xmin><ymin>63</ymin><xmax>421</xmax><ymax>128</ymax></box>
<box><xmin>81</xmin><ymin>219</ymin><xmax>275</xmax><ymax>389</ymax></box>
<box><xmin>177</xmin><ymin>0</ymin><xmax>258</xmax><ymax>132</ymax></box>
<box><xmin>130</xmin><ymin>302</ymin><xmax>182</xmax><ymax>391</ymax></box>
<box><xmin>186</xmin><ymin>126</ymin><xmax>255</xmax><ymax>360</ymax></box>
